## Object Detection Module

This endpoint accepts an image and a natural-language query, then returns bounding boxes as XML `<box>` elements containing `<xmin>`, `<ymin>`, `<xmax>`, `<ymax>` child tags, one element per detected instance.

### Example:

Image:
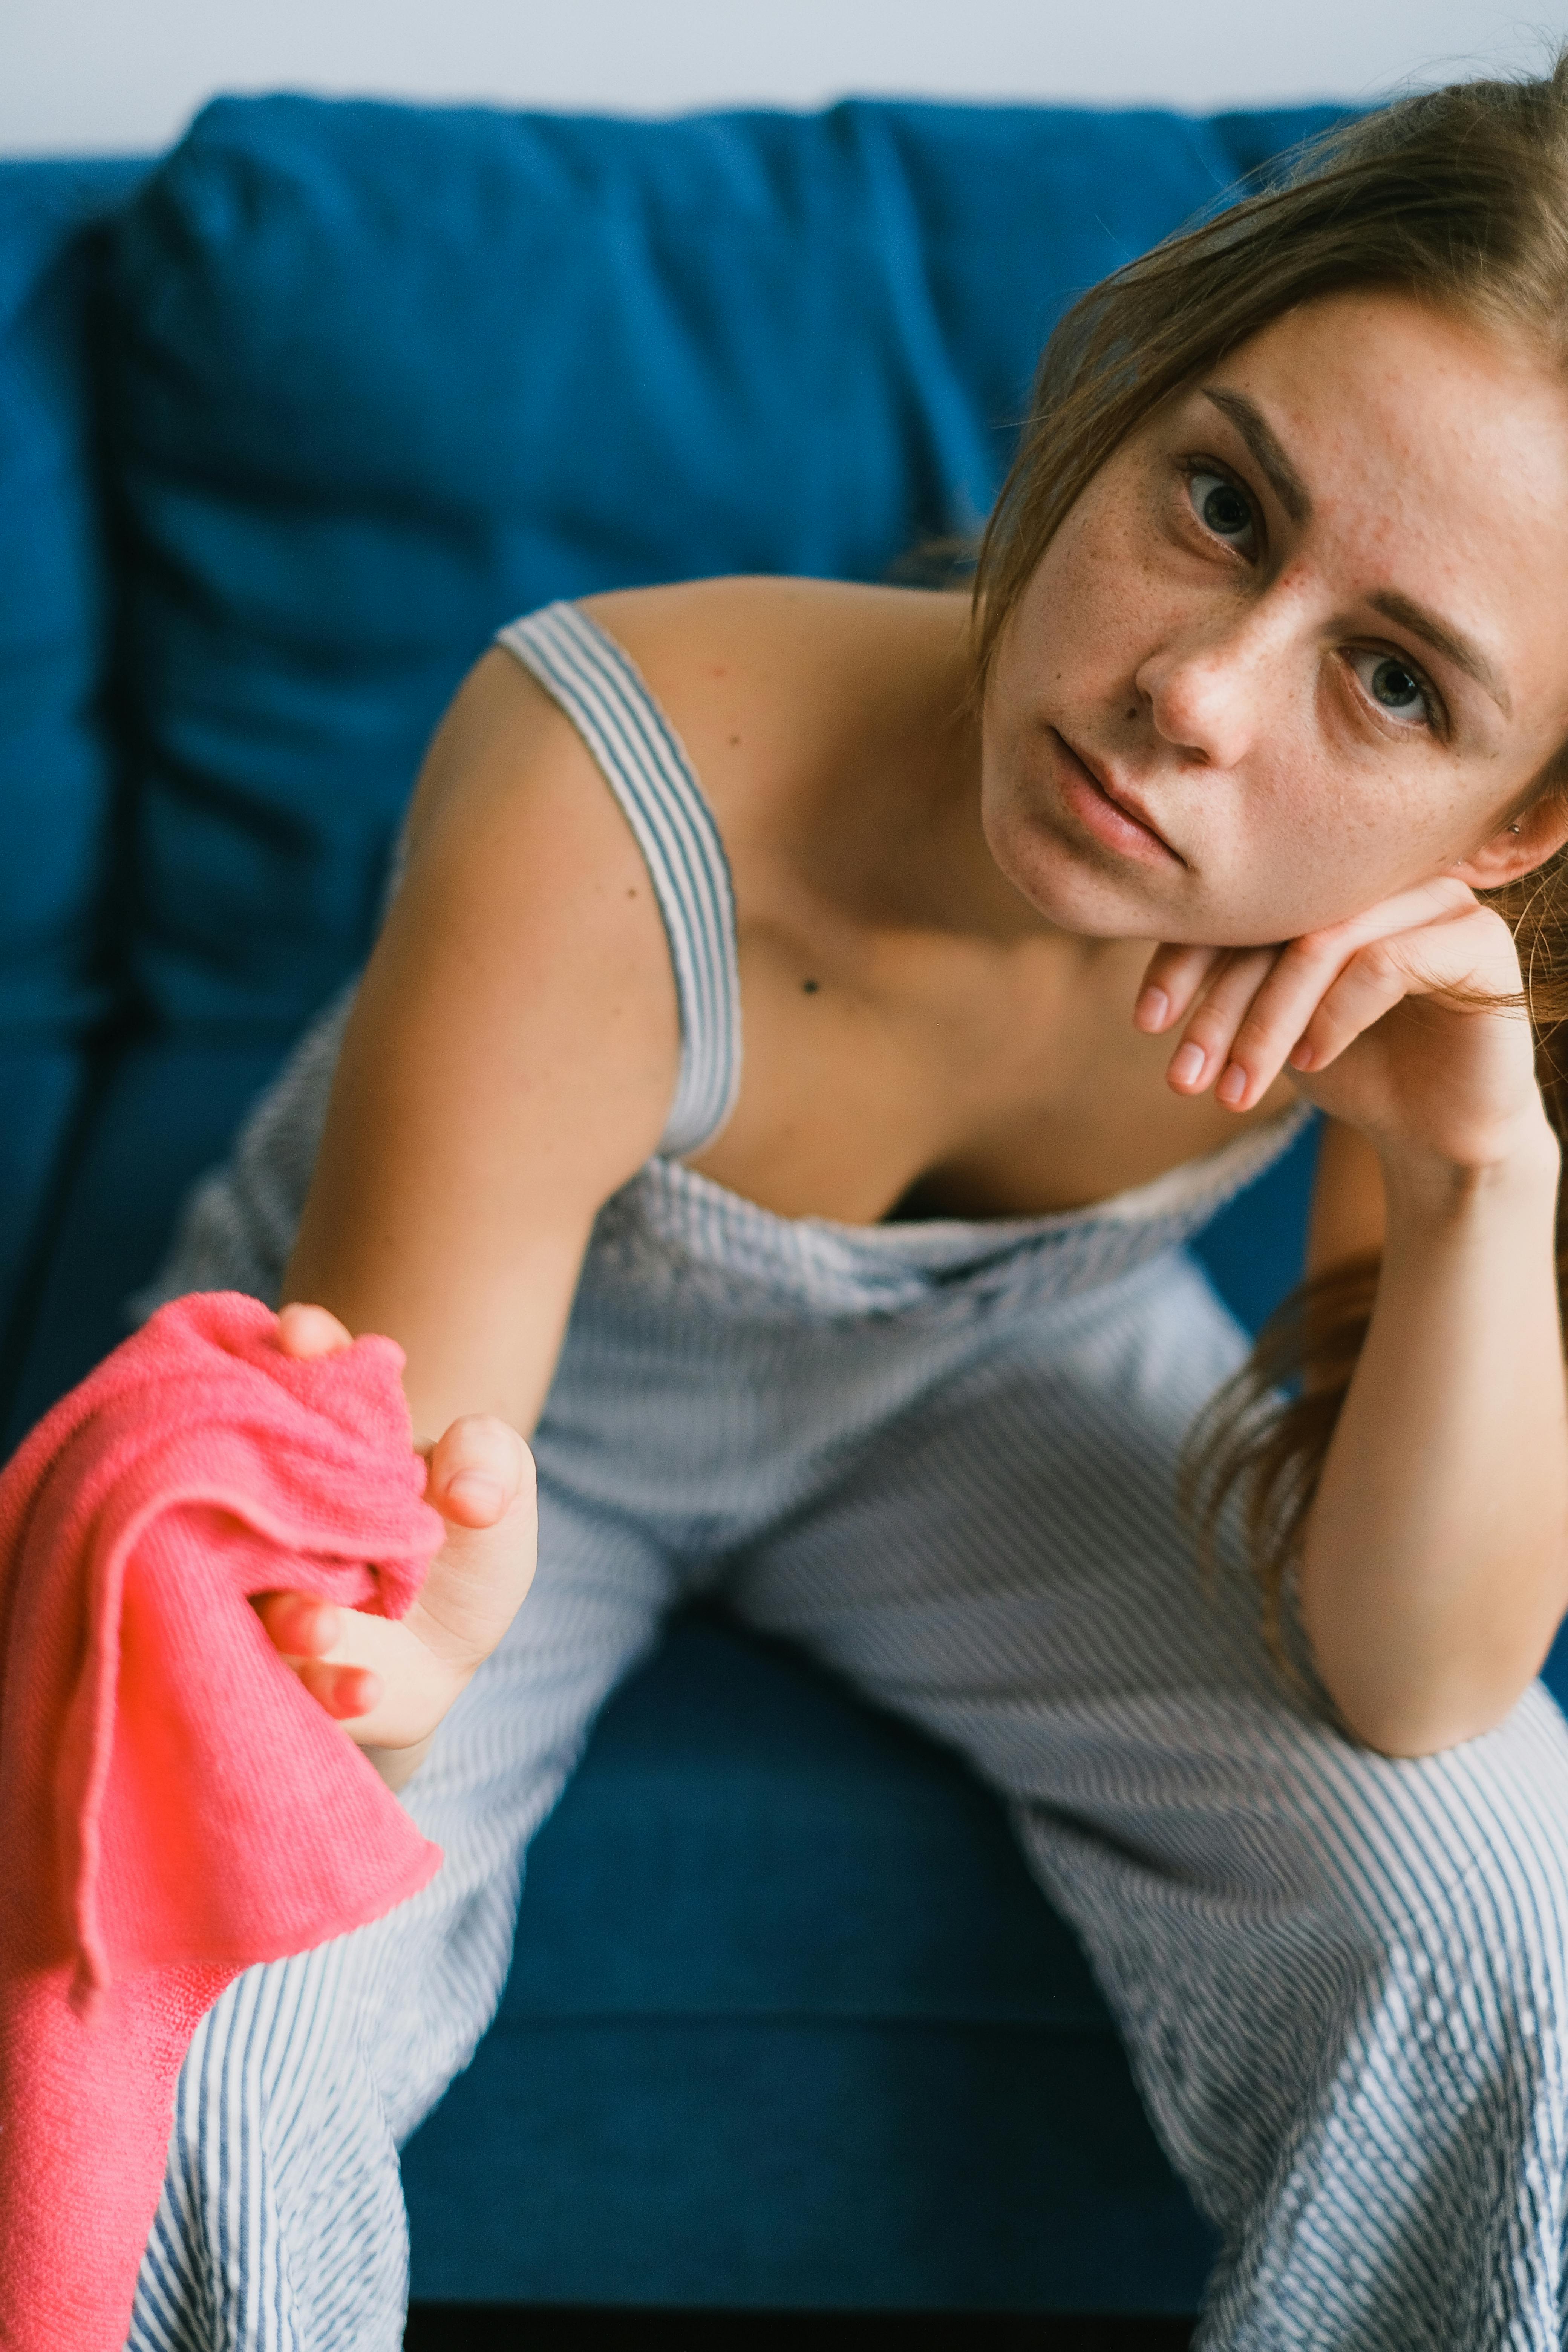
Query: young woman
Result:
<box><xmin>132</xmin><ymin>63</ymin><xmax>1568</xmax><ymax>2352</ymax></box>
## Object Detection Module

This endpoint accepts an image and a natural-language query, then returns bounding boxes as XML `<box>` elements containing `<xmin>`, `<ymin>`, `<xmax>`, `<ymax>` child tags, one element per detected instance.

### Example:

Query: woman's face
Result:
<box><xmin>982</xmin><ymin>288</ymin><xmax>1568</xmax><ymax>946</ymax></box>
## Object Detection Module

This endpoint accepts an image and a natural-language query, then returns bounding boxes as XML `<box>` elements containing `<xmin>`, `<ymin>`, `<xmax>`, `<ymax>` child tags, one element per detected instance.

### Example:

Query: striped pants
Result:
<box><xmin>127</xmin><ymin>1244</ymin><xmax>1568</xmax><ymax>2350</ymax></box>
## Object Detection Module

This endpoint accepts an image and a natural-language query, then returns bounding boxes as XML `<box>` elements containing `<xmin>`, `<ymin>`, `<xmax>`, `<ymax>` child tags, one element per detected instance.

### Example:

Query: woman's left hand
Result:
<box><xmin>1134</xmin><ymin>875</ymin><xmax>1550</xmax><ymax>1174</ymax></box>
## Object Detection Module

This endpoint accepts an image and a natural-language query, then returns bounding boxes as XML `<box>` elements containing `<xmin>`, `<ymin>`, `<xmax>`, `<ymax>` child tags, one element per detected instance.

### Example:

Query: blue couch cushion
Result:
<box><xmin>0</xmin><ymin>159</ymin><xmax>147</xmax><ymax>1037</ymax></box>
<box><xmin>0</xmin><ymin>1046</ymin><xmax>91</xmax><ymax>1386</ymax></box>
<box><xmin>1189</xmin><ymin>1111</ymin><xmax>1318</xmax><ymax>1338</ymax></box>
<box><xmin>0</xmin><ymin>1033</ymin><xmax>287</xmax><ymax>1448</ymax></box>
<box><xmin>401</xmin><ymin>1611</ymin><xmax>1217</xmax><ymax>2312</ymax></box>
<box><xmin>500</xmin><ymin>1609</ymin><xmax>1111</xmax><ymax>2030</ymax></box>
<box><xmin>105</xmin><ymin>94</ymin><xmax>1342</xmax><ymax>1033</ymax></box>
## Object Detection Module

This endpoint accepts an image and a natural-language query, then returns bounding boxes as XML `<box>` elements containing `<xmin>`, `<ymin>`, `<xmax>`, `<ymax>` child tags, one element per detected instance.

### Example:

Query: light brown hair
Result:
<box><xmin>970</xmin><ymin>58</ymin><xmax>1568</xmax><ymax>1666</ymax></box>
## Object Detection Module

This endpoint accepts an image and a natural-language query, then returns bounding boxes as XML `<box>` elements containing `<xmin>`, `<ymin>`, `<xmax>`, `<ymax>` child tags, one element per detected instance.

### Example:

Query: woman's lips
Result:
<box><xmin>1052</xmin><ymin>731</ymin><xmax>1182</xmax><ymax>865</ymax></box>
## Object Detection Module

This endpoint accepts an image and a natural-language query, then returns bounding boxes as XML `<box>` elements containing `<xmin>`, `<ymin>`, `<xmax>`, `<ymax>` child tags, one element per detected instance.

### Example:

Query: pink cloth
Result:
<box><xmin>0</xmin><ymin>1292</ymin><xmax>446</xmax><ymax>2350</ymax></box>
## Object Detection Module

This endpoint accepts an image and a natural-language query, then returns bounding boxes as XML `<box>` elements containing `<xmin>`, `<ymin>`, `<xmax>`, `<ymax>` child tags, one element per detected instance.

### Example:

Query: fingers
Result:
<box><xmin>275</xmin><ymin>1317</ymin><xmax>527</xmax><ymax>1533</ymax></box>
<box><xmin>1134</xmin><ymin>944</ymin><xmax>1225</xmax><ymax>1035</ymax></box>
<box><xmin>252</xmin><ymin>1589</ymin><xmax>385</xmax><ymax>1722</ymax></box>
<box><xmin>250</xmin><ymin>1388</ymin><xmax>536</xmax><ymax>1750</ymax></box>
<box><xmin>295</xmin><ymin>1658</ymin><xmax>385</xmax><ymax>1721</ymax></box>
<box><xmin>1156</xmin><ymin>948</ymin><xmax>1285</xmax><ymax>1106</ymax></box>
<box><xmin>1232</xmin><ymin>903</ymin><xmax>1502</xmax><ymax>1107</ymax></box>
<box><xmin>424</xmin><ymin>1414</ymin><xmax>532</xmax><ymax>1530</ymax></box>
<box><xmin>408</xmin><ymin>1416</ymin><xmax>538</xmax><ymax>1671</ymax></box>
<box><xmin>254</xmin><ymin>1588</ymin><xmax>341</xmax><ymax>1656</ymax></box>
<box><xmin>265</xmin><ymin>1313</ymin><xmax>379</xmax><ymax>1724</ymax></box>
<box><xmin>1150</xmin><ymin>898</ymin><xmax>1495</xmax><ymax>1114</ymax></box>
<box><xmin>1287</xmin><ymin>923</ymin><xmax>1463</xmax><ymax>1075</ymax></box>
<box><xmin>252</xmin><ymin>1418</ymin><xmax>536</xmax><ymax>1746</ymax></box>
<box><xmin>276</xmin><ymin>1302</ymin><xmax>354</xmax><ymax>1358</ymax></box>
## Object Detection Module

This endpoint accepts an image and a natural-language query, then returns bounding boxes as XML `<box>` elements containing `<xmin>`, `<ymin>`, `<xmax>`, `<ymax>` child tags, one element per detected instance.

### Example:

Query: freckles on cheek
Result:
<box><xmin>1228</xmin><ymin>765</ymin><xmax>1372</xmax><ymax>929</ymax></box>
<box><xmin>1334</xmin><ymin>748</ymin><xmax>1470</xmax><ymax>877</ymax></box>
<box><xmin>1256</xmin><ymin>776</ymin><xmax>1421</xmax><ymax>930</ymax></box>
<box><xmin>1051</xmin><ymin>579</ymin><xmax>1148</xmax><ymax>698</ymax></box>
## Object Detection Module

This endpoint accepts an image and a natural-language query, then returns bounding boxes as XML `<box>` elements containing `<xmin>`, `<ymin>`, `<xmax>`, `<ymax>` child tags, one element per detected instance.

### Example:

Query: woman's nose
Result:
<box><xmin>1133</xmin><ymin>614</ymin><xmax>1279</xmax><ymax>769</ymax></box>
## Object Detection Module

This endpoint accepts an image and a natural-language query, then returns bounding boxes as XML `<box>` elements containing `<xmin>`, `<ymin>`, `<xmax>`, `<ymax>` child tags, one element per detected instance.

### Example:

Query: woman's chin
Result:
<box><xmin>996</xmin><ymin>826</ymin><xmax>1338</xmax><ymax>951</ymax></box>
<box><xmin>995</xmin><ymin>830</ymin><xmax>1178</xmax><ymax>941</ymax></box>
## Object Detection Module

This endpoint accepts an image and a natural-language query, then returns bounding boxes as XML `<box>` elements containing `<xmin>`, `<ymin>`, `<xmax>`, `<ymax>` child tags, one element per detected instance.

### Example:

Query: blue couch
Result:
<box><xmin>4</xmin><ymin>89</ymin><xmax>1535</xmax><ymax>2321</ymax></box>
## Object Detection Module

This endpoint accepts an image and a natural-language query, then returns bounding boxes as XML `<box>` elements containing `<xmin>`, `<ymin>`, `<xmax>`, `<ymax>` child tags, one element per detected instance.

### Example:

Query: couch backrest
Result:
<box><xmin>0</xmin><ymin>158</ymin><xmax>148</xmax><ymax>1037</ymax></box>
<box><xmin>3</xmin><ymin>95</ymin><xmax>1345</xmax><ymax>1042</ymax></box>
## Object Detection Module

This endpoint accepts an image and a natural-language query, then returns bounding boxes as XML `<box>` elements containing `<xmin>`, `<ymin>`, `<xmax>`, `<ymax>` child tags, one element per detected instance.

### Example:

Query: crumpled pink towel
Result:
<box><xmin>0</xmin><ymin>1291</ymin><xmax>447</xmax><ymax>2351</ymax></box>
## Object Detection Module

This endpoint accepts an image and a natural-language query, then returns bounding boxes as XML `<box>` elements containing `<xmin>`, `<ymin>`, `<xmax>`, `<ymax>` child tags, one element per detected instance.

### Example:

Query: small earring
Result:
<box><xmin>1508</xmin><ymin>822</ymin><xmax>1522</xmax><ymax>834</ymax></box>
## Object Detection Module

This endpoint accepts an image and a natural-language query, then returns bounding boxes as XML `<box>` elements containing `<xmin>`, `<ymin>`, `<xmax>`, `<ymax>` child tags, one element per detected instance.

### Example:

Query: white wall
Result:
<box><xmin>4</xmin><ymin>0</ymin><xmax>1565</xmax><ymax>159</ymax></box>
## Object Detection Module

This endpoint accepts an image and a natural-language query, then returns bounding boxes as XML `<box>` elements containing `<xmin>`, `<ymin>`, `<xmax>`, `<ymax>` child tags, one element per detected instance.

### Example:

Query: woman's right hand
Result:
<box><xmin>1134</xmin><ymin>876</ymin><xmax>1552</xmax><ymax>1181</ymax></box>
<box><xmin>251</xmin><ymin>1303</ymin><xmax>538</xmax><ymax>1792</ymax></box>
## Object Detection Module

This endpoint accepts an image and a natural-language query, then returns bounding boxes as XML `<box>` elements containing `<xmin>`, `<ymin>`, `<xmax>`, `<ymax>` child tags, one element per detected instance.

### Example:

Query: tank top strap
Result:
<box><xmin>495</xmin><ymin>601</ymin><xmax>743</xmax><ymax>1159</ymax></box>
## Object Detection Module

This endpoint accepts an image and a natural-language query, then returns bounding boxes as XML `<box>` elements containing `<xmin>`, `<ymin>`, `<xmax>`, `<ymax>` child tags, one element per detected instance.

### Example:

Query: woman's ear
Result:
<box><xmin>1452</xmin><ymin>786</ymin><xmax>1568</xmax><ymax>888</ymax></box>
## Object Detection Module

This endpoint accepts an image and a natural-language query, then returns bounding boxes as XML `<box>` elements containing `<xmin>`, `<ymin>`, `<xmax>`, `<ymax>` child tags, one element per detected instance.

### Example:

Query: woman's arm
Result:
<box><xmin>1301</xmin><ymin>1113</ymin><xmax>1568</xmax><ymax>1755</ymax></box>
<box><xmin>288</xmin><ymin>647</ymin><xmax>680</xmax><ymax>1437</ymax></box>
<box><xmin>256</xmin><ymin>648</ymin><xmax>683</xmax><ymax>1786</ymax></box>
<box><xmin>1139</xmin><ymin>878</ymin><xmax>1568</xmax><ymax>1755</ymax></box>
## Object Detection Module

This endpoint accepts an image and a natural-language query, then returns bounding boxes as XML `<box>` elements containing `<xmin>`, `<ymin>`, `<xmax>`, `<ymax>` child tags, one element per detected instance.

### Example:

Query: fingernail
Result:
<box><xmin>1289</xmin><ymin>1040</ymin><xmax>1315</xmax><ymax>1071</ymax></box>
<box><xmin>1170</xmin><ymin>1042</ymin><xmax>1205</xmax><ymax>1086</ymax></box>
<box><xmin>332</xmin><ymin>1668</ymin><xmax>380</xmax><ymax>1720</ymax></box>
<box><xmin>448</xmin><ymin>1472</ymin><xmax>504</xmax><ymax>1514</ymax></box>
<box><xmin>1216</xmin><ymin>1063</ymin><xmax>1247</xmax><ymax>1107</ymax></box>
<box><xmin>1134</xmin><ymin>985</ymin><xmax>1169</xmax><ymax>1032</ymax></box>
<box><xmin>300</xmin><ymin>1600</ymin><xmax>338</xmax><ymax>1649</ymax></box>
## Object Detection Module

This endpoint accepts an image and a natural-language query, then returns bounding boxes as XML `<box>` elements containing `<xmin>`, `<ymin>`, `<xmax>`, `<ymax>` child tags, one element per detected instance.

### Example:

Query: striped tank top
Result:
<box><xmin>141</xmin><ymin>601</ymin><xmax>1312</xmax><ymax>1326</ymax></box>
<box><xmin>494</xmin><ymin>601</ymin><xmax>1312</xmax><ymax>1256</ymax></box>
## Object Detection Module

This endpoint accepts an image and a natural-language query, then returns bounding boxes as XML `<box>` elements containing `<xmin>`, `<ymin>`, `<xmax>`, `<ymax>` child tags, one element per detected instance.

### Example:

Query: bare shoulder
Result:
<box><xmin>356</xmin><ymin>633</ymin><xmax>683</xmax><ymax>1192</ymax></box>
<box><xmin>390</xmin><ymin>573</ymin><xmax>946</xmax><ymax>960</ymax></box>
<box><xmin>398</xmin><ymin>637</ymin><xmax>672</xmax><ymax>975</ymax></box>
<box><xmin>579</xmin><ymin>576</ymin><xmax>972</xmax><ymax>827</ymax></box>
<box><xmin>403</xmin><ymin>637</ymin><xmax>604</xmax><ymax>864</ymax></box>
<box><xmin>582</xmin><ymin>572</ymin><xmax>948</xmax><ymax>684</ymax></box>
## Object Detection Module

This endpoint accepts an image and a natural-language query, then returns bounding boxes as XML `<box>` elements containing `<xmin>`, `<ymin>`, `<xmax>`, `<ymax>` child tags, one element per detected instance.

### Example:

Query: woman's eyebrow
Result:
<box><xmin>1200</xmin><ymin>387</ymin><xmax>1310</xmax><ymax>522</ymax></box>
<box><xmin>1199</xmin><ymin>384</ymin><xmax>1511</xmax><ymax>718</ymax></box>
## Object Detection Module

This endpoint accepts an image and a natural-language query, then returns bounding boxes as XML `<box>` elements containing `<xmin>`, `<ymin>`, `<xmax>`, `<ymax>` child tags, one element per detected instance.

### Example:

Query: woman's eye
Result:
<box><xmin>1186</xmin><ymin>469</ymin><xmax>1256</xmax><ymax>553</ymax></box>
<box><xmin>1346</xmin><ymin>648</ymin><xmax>1434</xmax><ymax>729</ymax></box>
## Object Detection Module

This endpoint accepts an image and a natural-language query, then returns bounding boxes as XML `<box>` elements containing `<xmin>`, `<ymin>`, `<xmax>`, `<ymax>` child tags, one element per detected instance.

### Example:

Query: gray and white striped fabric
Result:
<box><xmin>498</xmin><ymin>603</ymin><xmax>743</xmax><ymax>1158</ymax></box>
<box><xmin>129</xmin><ymin>605</ymin><xmax>1568</xmax><ymax>2350</ymax></box>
